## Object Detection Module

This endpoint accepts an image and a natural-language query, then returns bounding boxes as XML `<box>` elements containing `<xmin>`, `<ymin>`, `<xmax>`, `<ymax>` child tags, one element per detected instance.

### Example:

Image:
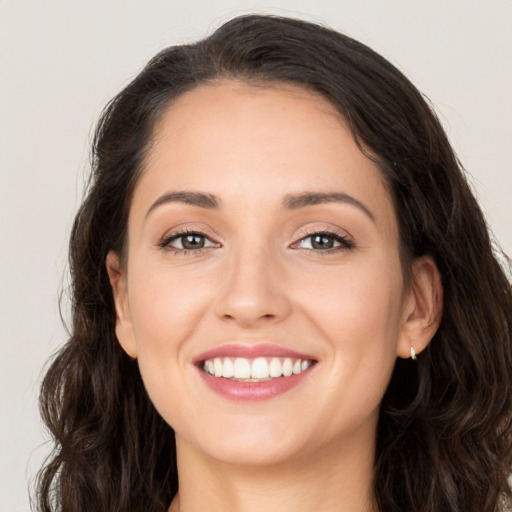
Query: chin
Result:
<box><xmin>208</xmin><ymin>440</ymin><xmax>306</xmax><ymax>468</ymax></box>
<box><xmin>176</xmin><ymin>416</ymin><xmax>313</xmax><ymax>468</ymax></box>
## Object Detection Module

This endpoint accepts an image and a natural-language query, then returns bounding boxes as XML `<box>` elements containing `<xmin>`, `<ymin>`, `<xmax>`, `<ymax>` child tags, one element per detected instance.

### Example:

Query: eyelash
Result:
<box><xmin>158</xmin><ymin>228</ymin><xmax>355</xmax><ymax>256</ymax></box>
<box><xmin>158</xmin><ymin>228</ymin><xmax>219</xmax><ymax>255</ymax></box>
<box><xmin>292</xmin><ymin>229</ymin><xmax>355</xmax><ymax>255</ymax></box>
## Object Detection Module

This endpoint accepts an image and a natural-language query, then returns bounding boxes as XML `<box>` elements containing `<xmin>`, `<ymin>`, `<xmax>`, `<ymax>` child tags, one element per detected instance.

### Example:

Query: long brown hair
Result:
<box><xmin>36</xmin><ymin>15</ymin><xmax>512</xmax><ymax>512</ymax></box>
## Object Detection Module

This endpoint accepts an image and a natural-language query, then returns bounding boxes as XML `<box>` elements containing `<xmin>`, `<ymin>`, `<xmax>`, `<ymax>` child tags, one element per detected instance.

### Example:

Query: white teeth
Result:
<box><xmin>233</xmin><ymin>358</ymin><xmax>251</xmax><ymax>379</ymax></box>
<box><xmin>202</xmin><ymin>356</ymin><xmax>314</xmax><ymax>381</ymax></box>
<box><xmin>222</xmin><ymin>357</ymin><xmax>234</xmax><ymax>378</ymax></box>
<box><xmin>251</xmin><ymin>357</ymin><xmax>269</xmax><ymax>379</ymax></box>
<box><xmin>213</xmin><ymin>358</ymin><xmax>223</xmax><ymax>377</ymax></box>
<box><xmin>282</xmin><ymin>358</ymin><xmax>293</xmax><ymax>377</ymax></box>
<box><xmin>269</xmin><ymin>357</ymin><xmax>282</xmax><ymax>377</ymax></box>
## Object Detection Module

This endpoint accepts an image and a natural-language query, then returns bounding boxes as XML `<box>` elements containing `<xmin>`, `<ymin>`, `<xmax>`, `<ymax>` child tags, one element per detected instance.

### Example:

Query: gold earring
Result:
<box><xmin>410</xmin><ymin>346</ymin><xmax>417</xmax><ymax>360</ymax></box>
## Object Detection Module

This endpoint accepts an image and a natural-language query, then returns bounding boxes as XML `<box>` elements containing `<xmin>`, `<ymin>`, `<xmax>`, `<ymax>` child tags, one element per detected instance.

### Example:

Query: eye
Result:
<box><xmin>160</xmin><ymin>231</ymin><xmax>219</xmax><ymax>251</ymax></box>
<box><xmin>293</xmin><ymin>231</ymin><xmax>354</xmax><ymax>251</ymax></box>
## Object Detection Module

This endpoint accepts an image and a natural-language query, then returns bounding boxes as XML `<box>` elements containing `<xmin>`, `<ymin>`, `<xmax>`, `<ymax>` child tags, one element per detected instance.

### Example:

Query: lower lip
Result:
<box><xmin>197</xmin><ymin>367</ymin><xmax>313</xmax><ymax>401</ymax></box>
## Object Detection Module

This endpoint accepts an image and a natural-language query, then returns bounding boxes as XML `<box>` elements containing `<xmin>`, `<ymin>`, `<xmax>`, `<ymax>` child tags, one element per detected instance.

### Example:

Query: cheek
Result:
<box><xmin>125</xmin><ymin>263</ymin><xmax>213</xmax><ymax>427</ymax></box>
<box><xmin>128</xmin><ymin>260</ymin><xmax>214</xmax><ymax>346</ymax></box>
<box><xmin>297</xmin><ymin>256</ymin><xmax>405</xmax><ymax>344</ymax></box>
<box><xmin>295</xmin><ymin>256</ymin><xmax>404</xmax><ymax>407</ymax></box>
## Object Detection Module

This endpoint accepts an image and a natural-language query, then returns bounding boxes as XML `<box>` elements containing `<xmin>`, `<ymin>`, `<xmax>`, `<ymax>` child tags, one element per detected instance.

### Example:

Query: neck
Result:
<box><xmin>169</xmin><ymin>432</ymin><xmax>377</xmax><ymax>512</ymax></box>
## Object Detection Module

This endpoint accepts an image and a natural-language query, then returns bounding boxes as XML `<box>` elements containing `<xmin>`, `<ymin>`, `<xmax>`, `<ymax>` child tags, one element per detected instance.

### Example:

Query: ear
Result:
<box><xmin>397</xmin><ymin>255</ymin><xmax>443</xmax><ymax>359</ymax></box>
<box><xmin>106</xmin><ymin>251</ymin><xmax>137</xmax><ymax>359</ymax></box>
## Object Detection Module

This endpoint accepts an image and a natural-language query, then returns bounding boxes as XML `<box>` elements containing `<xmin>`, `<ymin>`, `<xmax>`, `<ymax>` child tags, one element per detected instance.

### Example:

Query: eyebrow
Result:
<box><xmin>145</xmin><ymin>189</ymin><xmax>375</xmax><ymax>223</ymax></box>
<box><xmin>146</xmin><ymin>191</ymin><xmax>220</xmax><ymax>218</ymax></box>
<box><xmin>283</xmin><ymin>192</ymin><xmax>375</xmax><ymax>222</ymax></box>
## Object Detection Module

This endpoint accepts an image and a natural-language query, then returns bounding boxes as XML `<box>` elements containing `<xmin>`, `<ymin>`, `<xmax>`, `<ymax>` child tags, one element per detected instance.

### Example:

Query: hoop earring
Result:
<box><xmin>410</xmin><ymin>346</ymin><xmax>417</xmax><ymax>361</ymax></box>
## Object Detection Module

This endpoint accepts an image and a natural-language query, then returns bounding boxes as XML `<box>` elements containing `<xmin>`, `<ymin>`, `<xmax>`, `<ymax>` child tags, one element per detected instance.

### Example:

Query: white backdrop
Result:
<box><xmin>1</xmin><ymin>1</ymin><xmax>511</xmax><ymax>510</ymax></box>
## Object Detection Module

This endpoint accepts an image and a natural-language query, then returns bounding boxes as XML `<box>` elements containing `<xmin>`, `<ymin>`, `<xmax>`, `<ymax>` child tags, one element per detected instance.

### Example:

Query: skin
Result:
<box><xmin>107</xmin><ymin>81</ymin><xmax>442</xmax><ymax>512</ymax></box>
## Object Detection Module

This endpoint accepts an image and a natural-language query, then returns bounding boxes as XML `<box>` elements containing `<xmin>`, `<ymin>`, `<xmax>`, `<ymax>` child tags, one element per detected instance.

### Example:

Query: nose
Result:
<box><xmin>214</xmin><ymin>247</ymin><xmax>292</xmax><ymax>328</ymax></box>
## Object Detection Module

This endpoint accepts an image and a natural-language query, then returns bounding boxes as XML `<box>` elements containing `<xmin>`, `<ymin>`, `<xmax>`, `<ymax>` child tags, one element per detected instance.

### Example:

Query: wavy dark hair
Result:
<box><xmin>36</xmin><ymin>14</ymin><xmax>512</xmax><ymax>512</ymax></box>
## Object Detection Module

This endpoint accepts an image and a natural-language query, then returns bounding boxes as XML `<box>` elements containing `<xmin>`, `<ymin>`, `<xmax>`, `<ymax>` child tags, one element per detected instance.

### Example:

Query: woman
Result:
<box><xmin>36</xmin><ymin>14</ymin><xmax>512</xmax><ymax>512</ymax></box>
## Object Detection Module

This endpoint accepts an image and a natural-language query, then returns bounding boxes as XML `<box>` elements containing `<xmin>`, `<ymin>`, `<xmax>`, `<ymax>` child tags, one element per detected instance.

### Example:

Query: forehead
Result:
<box><xmin>131</xmin><ymin>80</ymin><xmax>397</xmax><ymax>237</ymax></box>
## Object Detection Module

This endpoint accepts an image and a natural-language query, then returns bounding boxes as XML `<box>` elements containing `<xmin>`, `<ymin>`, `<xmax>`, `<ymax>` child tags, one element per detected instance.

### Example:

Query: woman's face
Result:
<box><xmin>109</xmin><ymin>81</ymin><xmax>431</xmax><ymax>467</ymax></box>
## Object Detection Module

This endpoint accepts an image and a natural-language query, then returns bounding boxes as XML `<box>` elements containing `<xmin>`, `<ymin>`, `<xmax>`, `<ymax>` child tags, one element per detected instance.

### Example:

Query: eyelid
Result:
<box><xmin>157</xmin><ymin>224</ymin><xmax>354</xmax><ymax>255</ymax></box>
<box><xmin>290</xmin><ymin>227</ymin><xmax>355</xmax><ymax>251</ymax></box>
<box><xmin>158</xmin><ymin>226</ymin><xmax>221</xmax><ymax>253</ymax></box>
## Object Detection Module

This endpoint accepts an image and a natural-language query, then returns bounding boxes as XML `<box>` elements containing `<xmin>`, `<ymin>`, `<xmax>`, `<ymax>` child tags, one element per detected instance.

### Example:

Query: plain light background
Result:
<box><xmin>1</xmin><ymin>1</ymin><xmax>511</xmax><ymax>510</ymax></box>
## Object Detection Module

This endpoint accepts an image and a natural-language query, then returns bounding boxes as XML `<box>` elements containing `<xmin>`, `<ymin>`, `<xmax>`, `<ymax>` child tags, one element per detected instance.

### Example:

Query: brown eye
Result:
<box><xmin>161</xmin><ymin>232</ymin><xmax>218</xmax><ymax>251</ymax></box>
<box><xmin>181</xmin><ymin>234</ymin><xmax>206</xmax><ymax>249</ymax></box>
<box><xmin>294</xmin><ymin>231</ymin><xmax>354</xmax><ymax>251</ymax></box>
<box><xmin>310</xmin><ymin>234</ymin><xmax>335</xmax><ymax>249</ymax></box>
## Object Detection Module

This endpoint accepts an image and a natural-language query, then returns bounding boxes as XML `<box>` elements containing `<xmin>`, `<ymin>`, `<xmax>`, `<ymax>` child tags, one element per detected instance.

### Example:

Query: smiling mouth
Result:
<box><xmin>200</xmin><ymin>356</ymin><xmax>315</xmax><ymax>382</ymax></box>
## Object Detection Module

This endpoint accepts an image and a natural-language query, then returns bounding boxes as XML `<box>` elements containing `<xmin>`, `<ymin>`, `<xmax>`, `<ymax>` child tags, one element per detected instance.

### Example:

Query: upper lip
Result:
<box><xmin>193</xmin><ymin>343</ymin><xmax>317</xmax><ymax>363</ymax></box>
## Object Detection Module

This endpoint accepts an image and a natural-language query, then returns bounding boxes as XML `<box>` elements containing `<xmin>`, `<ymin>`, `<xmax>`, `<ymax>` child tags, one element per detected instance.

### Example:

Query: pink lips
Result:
<box><xmin>194</xmin><ymin>344</ymin><xmax>316</xmax><ymax>401</ymax></box>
